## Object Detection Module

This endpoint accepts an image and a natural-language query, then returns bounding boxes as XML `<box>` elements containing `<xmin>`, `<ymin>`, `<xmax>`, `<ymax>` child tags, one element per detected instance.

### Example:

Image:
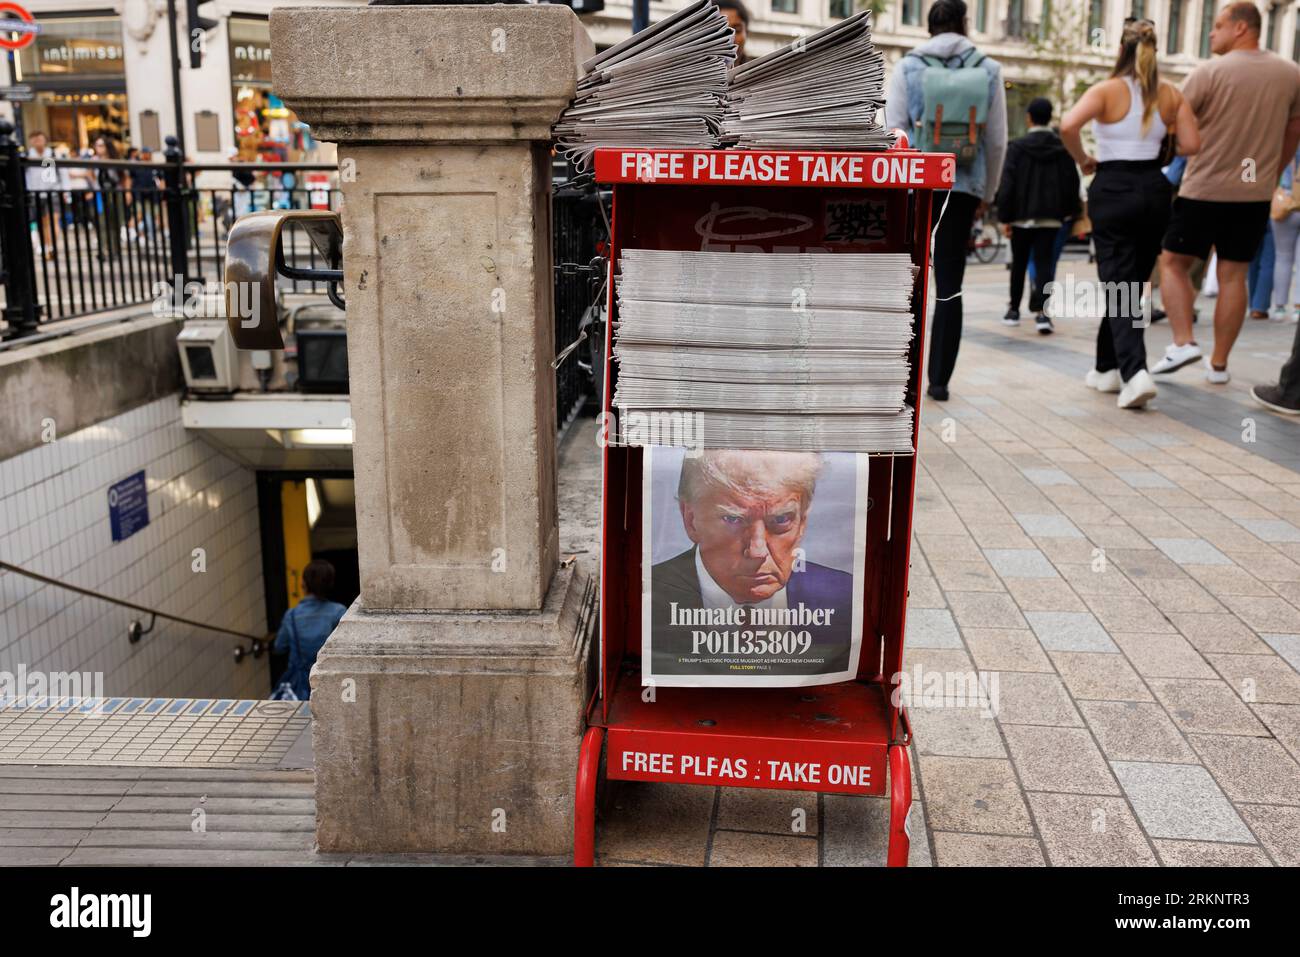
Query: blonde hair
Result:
<box><xmin>1112</xmin><ymin>19</ymin><xmax>1160</xmax><ymax>134</ymax></box>
<box><xmin>678</xmin><ymin>450</ymin><xmax>824</xmax><ymax>510</ymax></box>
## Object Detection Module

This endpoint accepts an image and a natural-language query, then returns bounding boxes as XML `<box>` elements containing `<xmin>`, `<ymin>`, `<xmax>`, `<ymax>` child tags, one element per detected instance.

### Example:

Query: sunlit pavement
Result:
<box><xmin>590</xmin><ymin>258</ymin><xmax>1300</xmax><ymax>866</ymax></box>
<box><xmin>3</xmin><ymin>257</ymin><xmax>1297</xmax><ymax>866</ymax></box>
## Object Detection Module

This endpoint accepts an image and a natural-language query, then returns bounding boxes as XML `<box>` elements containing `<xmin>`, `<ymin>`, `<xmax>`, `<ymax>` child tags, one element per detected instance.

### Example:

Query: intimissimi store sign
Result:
<box><xmin>229</xmin><ymin>15</ymin><xmax>272</xmax><ymax>84</ymax></box>
<box><xmin>17</xmin><ymin>13</ymin><xmax>125</xmax><ymax>77</ymax></box>
<box><xmin>40</xmin><ymin>37</ymin><xmax>123</xmax><ymax>67</ymax></box>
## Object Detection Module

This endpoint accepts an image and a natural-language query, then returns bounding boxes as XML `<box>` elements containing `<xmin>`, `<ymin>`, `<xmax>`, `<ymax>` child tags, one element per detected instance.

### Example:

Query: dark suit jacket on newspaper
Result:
<box><xmin>648</xmin><ymin>546</ymin><xmax>855</xmax><ymax>679</ymax></box>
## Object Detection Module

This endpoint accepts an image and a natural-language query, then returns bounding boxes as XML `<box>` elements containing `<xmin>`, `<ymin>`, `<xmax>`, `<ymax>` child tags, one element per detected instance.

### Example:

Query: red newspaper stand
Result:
<box><xmin>575</xmin><ymin>143</ymin><xmax>955</xmax><ymax>867</ymax></box>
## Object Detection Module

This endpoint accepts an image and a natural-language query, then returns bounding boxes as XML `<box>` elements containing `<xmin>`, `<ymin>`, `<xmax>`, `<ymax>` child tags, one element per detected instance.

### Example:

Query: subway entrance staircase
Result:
<box><xmin>0</xmin><ymin>696</ymin><xmax>319</xmax><ymax>865</ymax></box>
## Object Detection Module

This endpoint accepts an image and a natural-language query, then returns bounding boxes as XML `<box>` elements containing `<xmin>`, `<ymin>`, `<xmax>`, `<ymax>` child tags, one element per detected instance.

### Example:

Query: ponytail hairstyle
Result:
<box><xmin>1112</xmin><ymin>17</ymin><xmax>1160</xmax><ymax>134</ymax></box>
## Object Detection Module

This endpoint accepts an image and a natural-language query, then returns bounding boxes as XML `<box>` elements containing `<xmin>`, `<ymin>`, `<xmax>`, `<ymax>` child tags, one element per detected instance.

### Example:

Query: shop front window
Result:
<box><xmin>229</xmin><ymin>15</ymin><xmax>313</xmax><ymax>162</ymax></box>
<box><xmin>17</xmin><ymin>15</ymin><xmax>125</xmax><ymax>77</ymax></box>
<box><xmin>13</xmin><ymin>15</ymin><xmax>128</xmax><ymax>154</ymax></box>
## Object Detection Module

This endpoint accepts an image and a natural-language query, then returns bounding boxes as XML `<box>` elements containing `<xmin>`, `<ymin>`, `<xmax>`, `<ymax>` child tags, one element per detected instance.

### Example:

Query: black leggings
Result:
<box><xmin>928</xmin><ymin>190</ymin><xmax>982</xmax><ymax>392</ymax></box>
<box><xmin>1088</xmin><ymin>162</ymin><xmax>1171</xmax><ymax>380</ymax></box>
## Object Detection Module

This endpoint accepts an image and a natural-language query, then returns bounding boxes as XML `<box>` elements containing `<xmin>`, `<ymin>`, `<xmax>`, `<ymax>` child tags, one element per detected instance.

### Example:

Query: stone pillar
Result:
<box><xmin>271</xmin><ymin>5</ymin><xmax>597</xmax><ymax>856</ymax></box>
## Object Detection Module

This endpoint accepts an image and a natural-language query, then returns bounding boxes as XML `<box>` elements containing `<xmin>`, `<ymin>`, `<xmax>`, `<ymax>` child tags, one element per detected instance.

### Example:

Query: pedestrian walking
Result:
<box><xmin>1247</xmin><ymin>227</ymin><xmax>1275</xmax><ymax>319</ymax></box>
<box><xmin>1061</xmin><ymin>16</ymin><xmax>1200</xmax><ymax>409</ymax></box>
<box><xmin>1268</xmin><ymin>145</ymin><xmax>1300</xmax><ymax>321</ymax></box>
<box><xmin>715</xmin><ymin>0</ymin><xmax>751</xmax><ymax>64</ymax></box>
<box><xmin>272</xmin><ymin>559</ymin><xmax>347</xmax><ymax>701</ymax></box>
<box><xmin>886</xmin><ymin>0</ymin><xmax>1006</xmax><ymax>402</ymax></box>
<box><xmin>93</xmin><ymin>137</ymin><xmax>125</xmax><ymax>261</ymax></box>
<box><xmin>24</xmin><ymin>131</ymin><xmax>70</xmax><ymax>259</ymax></box>
<box><xmin>1027</xmin><ymin>216</ymin><xmax>1076</xmax><ymax>298</ymax></box>
<box><xmin>1154</xmin><ymin>2</ymin><xmax>1300</xmax><ymax>384</ymax></box>
<box><xmin>126</xmin><ymin>147</ymin><xmax>160</xmax><ymax>242</ymax></box>
<box><xmin>994</xmin><ymin>97</ymin><xmax>1080</xmax><ymax>334</ymax></box>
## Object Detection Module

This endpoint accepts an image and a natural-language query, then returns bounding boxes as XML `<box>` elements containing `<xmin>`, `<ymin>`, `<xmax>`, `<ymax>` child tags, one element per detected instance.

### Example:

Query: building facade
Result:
<box><xmin>588</xmin><ymin>0</ymin><xmax>1296</xmax><ymax>128</ymax></box>
<box><xmin>0</xmin><ymin>0</ymin><xmax>1289</xmax><ymax>158</ymax></box>
<box><xmin>0</xmin><ymin>0</ymin><xmax>361</xmax><ymax>162</ymax></box>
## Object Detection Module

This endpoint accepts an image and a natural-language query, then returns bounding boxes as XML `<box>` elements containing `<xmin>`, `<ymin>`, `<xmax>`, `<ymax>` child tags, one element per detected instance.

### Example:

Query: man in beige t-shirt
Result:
<box><xmin>1155</xmin><ymin>2</ymin><xmax>1300</xmax><ymax>382</ymax></box>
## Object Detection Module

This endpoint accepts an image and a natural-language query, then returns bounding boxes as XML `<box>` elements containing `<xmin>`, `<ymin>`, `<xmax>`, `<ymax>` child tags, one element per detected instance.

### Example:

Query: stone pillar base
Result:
<box><xmin>311</xmin><ymin>564</ymin><xmax>596</xmax><ymax>856</ymax></box>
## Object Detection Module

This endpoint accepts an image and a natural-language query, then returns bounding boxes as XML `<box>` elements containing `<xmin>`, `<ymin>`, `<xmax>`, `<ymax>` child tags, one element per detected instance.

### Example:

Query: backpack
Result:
<box><xmin>909</xmin><ymin>48</ymin><xmax>990</xmax><ymax>168</ymax></box>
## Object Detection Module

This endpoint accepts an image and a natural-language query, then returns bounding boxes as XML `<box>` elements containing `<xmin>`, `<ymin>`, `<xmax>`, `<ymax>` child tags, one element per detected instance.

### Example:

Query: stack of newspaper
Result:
<box><xmin>721</xmin><ymin>11</ymin><xmax>891</xmax><ymax>150</ymax></box>
<box><xmin>553</xmin><ymin>0</ymin><xmax>736</xmax><ymax>171</ymax></box>
<box><xmin>613</xmin><ymin>249</ymin><xmax>917</xmax><ymax>453</ymax></box>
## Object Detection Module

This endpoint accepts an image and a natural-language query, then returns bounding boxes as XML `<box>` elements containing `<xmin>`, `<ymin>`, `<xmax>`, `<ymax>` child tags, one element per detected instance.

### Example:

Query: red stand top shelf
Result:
<box><xmin>593</xmin><ymin>145</ymin><xmax>956</xmax><ymax>191</ymax></box>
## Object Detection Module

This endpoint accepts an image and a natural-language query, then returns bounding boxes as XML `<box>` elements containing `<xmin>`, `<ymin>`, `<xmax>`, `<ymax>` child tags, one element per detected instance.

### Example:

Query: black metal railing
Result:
<box><xmin>1</xmin><ymin>120</ymin><xmax>605</xmax><ymax>429</ymax></box>
<box><xmin>553</xmin><ymin>180</ymin><xmax>609</xmax><ymax>430</ymax></box>
<box><xmin>0</xmin><ymin>119</ymin><xmax>339</xmax><ymax>335</ymax></box>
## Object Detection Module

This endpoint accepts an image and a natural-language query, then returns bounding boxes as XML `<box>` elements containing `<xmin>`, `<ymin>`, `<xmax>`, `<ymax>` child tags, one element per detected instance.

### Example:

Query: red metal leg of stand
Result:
<box><xmin>574</xmin><ymin>726</ymin><xmax>604</xmax><ymax>867</ymax></box>
<box><xmin>887</xmin><ymin>743</ymin><xmax>912</xmax><ymax>867</ymax></box>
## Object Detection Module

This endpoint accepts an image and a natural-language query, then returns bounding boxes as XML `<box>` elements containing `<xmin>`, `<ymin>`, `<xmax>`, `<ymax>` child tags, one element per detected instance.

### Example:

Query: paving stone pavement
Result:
<box><xmin>592</xmin><ymin>259</ymin><xmax>1300</xmax><ymax>867</ymax></box>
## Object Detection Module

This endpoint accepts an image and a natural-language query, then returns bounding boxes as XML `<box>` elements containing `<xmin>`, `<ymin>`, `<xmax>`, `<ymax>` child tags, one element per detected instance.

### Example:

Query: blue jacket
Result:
<box><xmin>885</xmin><ymin>33</ymin><xmax>1008</xmax><ymax>202</ymax></box>
<box><xmin>274</xmin><ymin>595</ymin><xmax>346</xmax><ymax>700</ymax></box>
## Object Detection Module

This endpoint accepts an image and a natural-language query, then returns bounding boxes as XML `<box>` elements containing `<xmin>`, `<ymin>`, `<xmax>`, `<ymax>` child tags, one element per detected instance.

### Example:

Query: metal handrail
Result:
<box><xmin>0</xmin><ymin>559</ymin><xmax>269</xmax><ymax>663</ymax></box>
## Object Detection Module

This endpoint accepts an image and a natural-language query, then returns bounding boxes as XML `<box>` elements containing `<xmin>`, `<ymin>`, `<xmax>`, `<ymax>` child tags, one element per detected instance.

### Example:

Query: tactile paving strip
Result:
<box><xmin>0</xmin><ymin>697</ymin><xmax>311</xmax><ymax>768</ymax></box>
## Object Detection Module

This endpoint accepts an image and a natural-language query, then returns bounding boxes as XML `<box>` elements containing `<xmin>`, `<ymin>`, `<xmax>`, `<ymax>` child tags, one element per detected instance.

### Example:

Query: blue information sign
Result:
<box><xmin>108</xmin><ymin>470</ymin><xmax>149</xmax><ymax>543</ymax></box>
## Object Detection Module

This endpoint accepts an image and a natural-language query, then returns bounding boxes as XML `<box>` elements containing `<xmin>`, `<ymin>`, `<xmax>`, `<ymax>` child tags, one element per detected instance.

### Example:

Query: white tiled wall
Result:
<box><xmin>0</xmin><ymin>395</ymin><xmax>267</xmax><ymax>700</ymax></box>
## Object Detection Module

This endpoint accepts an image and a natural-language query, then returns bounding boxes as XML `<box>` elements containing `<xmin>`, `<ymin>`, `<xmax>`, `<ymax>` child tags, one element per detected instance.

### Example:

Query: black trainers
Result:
<box><xmin>927</xmin><ymin>384</ymin><xmax>949</xmax><ymax>402</ymax></box>
<box><xmin>1035</xmin><ymin>313</ymin><xmax>1054</xmax><ymax>335</ymax></box>
<box><xmin>1003</xmin><ymin>307</ymin><xmax>1020</xmax><ymax>326</ymax></box>
<box><xmin>1251</xmin><ymin>384</ymin><xmax>1300</xmax><ymax>415</ymax></box>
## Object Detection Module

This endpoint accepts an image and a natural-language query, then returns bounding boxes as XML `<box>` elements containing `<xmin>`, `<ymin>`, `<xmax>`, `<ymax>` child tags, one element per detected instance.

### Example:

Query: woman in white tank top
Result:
<box><xmin>1061</xmin><ymin>18</ymin><xmax>1200</xmax><ymax>410</ymax></box>
<box><xmin>1094</xmin><ymin>75</ymin><xmax>1168</xmax><ymax>163</ymax></box>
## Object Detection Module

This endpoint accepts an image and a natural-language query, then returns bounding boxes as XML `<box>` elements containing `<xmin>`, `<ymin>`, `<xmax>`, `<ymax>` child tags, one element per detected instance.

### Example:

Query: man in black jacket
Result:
<box><xmin>994</xmin><ymin>98</ymin><xmax>1081</xmax><ymax>334</ymax></box>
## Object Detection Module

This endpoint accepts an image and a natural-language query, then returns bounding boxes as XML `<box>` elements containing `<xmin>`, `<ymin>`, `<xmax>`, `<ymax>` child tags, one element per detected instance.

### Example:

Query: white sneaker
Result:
<box><xmin>1118</xmin><ymin>369</ymin><xmax>1158</xmax><ymax>409</ymax></box>
<box><xmin>1204</xmin><ymin>358</ymin><xmax>1230</xmax><ymax>384</ymax></box>
<box><xmin>1270</xmin><ymin>305</ymin><xmax>1292</xmax><ymax>322</ymax></box>
<box><xmin>1085</xmin><ymin>369</ymin><xmax>1122</xmax><ymax>393</ymax></box>
<box><xmin>1151</xmin><ymin>341</ymin><xmax>1203</xmax><ymax>374</ymax></box>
